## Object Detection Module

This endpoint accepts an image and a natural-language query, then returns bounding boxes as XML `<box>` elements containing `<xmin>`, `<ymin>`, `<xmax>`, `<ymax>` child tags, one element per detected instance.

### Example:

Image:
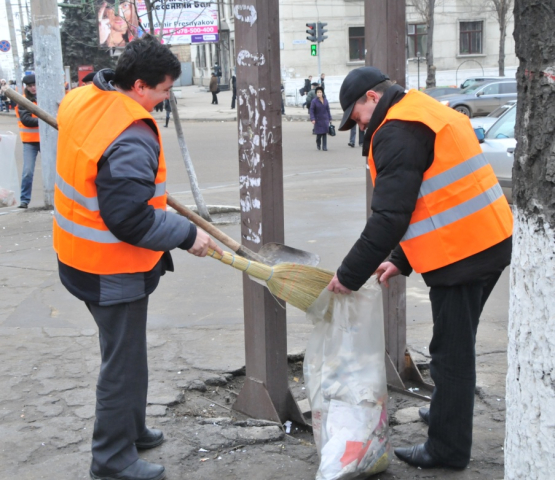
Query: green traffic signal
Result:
<box><xmin>311</xmin><ymin>44</ymin><xmax>317</xmax><ymax>56</ymax></box>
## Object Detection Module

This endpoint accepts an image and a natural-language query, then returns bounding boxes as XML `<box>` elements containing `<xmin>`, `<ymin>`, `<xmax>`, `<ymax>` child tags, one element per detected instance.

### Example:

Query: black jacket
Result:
<box><xmin>18</xmin><ymin>90</ymin><xmax>39</xmax><ymax>131</ymax></box>
<box><xmin>337</xmin><ymin>84</ymin><xmax>511</xmax><ymax>290</ymax></box>
<box><xmin>58</xmin><ymin>70</ymin><xmax>197</xmax><ymax>306</ymax></box>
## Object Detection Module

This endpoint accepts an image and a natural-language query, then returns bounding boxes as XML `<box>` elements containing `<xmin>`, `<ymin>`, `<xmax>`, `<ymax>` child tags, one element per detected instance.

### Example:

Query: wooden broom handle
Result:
<box><xmin>166</xmin><ymin>195</ymin><xmax>242</xmax><ymax>253</ymax></box>
<box><xmin>5</xmin><ymin>88</ymin><xmax>244</xmax><ymax>255</ymax></box>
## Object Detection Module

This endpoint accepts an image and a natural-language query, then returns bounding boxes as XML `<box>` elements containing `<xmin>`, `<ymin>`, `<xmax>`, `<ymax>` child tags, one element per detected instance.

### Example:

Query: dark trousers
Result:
<box><xmin>425</xmin><ymin>272</ymin><xmax>502</xmax><ymax>468</ymax></box>
<box><xmin>86</xmin><ymin>297</ymin><xmax>150</xmax><ymax>474</ymax></box>
<box><xmin>231</xmin><ymin>93</ymin><xmax>236</xmax><ymax>109</ymax></box>
<box><xmin>211</xmin><ymin>92</ymin><xmax>218</xmax><ymax>104</ymax></box>
<box><xmin>316</xmin><ymin>133</ymin><xmax>327</xmax><ymax>150</ymax></box>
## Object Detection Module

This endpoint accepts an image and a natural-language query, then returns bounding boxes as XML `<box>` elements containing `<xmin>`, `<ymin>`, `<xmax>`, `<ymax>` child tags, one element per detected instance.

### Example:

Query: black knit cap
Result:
<box><xmin>81</xmin><ymin>72</ymin><xmax>97</xmax><ymax>83</ymax></box>
<box><xmin>338</xmin><ymin>67</ymin><xmax>389</xmax><ymax>131</ymax></box>
<box><xmin>23</xmin><ymin>74</ymin><xmax>35</xmax><ymax>85</ymax></box>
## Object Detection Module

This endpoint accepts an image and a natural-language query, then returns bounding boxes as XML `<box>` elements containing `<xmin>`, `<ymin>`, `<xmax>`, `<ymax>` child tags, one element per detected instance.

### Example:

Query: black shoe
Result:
<box><xmin>317</xmin><ymin>145</ymin><xmax>321</xmax><ymax>150</ymax></box>
<box><xmin>419</xmin><ymin>407</ymin><xmax>430</xmax><ymax>425</ymax></box>
<box><xmin>135</xmin><ymin>428</ymin><xmax>164</xmax><ymax>449</ymax></box>
<box><xmin>90</xmin><ymin>459</ymin><xmax>165</xmax><ymax>480</ymax></box>
<box><xmin>18</xmin><ymin>202</ymin><xmax>28</xmax><ymax>209</ymax></box>
<box><xmin>323</xmin><ymin>147</ymin><xmax>328</xmax><ymax>151</ymax></box>
<box><xmin>348</xmin><ymin>142</ymin><xmax>354</xmax><ymax>147</ymax></box>
<box><xmin>394</xmin><ymin>444</ymin><xmax>440</xmax><ymax>469</ymax></box>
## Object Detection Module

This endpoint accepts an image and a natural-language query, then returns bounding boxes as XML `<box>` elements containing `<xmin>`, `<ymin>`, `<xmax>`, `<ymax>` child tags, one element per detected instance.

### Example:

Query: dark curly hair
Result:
<box><xmin>114</xmin><ymin>35</ymin><xmax>181</xmax><ymax>91</ymax></box>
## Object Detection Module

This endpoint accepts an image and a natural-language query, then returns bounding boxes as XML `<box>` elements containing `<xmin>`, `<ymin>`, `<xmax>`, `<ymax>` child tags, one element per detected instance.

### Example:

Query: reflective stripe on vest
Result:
<box><xmin>15</xmin><ymin>104</ymin><xmax>40</xmax><ymax>143</ymax></box>
<box><xmin>53</xmin><ymin>85</ymin><xmax>167</xmax><ymax>275</ymax></box>
<box><xmin>368</xmin><ymin>89</ymin><xmax>513</xmax><ymax>273</ymax></box>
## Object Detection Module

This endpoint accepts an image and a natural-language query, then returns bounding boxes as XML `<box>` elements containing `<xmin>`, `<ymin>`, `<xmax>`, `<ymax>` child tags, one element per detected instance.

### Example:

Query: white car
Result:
<box><xmin>470</xmin><ymin>100</ymin><xmax>516</xmax><ymax>133</ymax></box>
<box><xmin>476</xmin><ymin>104</ymin><xmax>516</xmax><ymax>203</ymax></box>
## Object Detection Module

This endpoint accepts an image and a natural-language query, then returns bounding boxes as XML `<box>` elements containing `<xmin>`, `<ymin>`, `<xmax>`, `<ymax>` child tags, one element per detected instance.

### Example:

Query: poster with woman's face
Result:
<box><xmin>97</xmin><ymin>1</ymin><xmax>141</xmax><ymax>48</ymax></box>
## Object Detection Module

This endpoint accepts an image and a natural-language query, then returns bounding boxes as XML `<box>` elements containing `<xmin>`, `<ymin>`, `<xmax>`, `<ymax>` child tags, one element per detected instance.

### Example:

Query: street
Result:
<box><xmin>0</xmin><ymin>110</ymin><xmax>508</xmax><ymax>479</ymax></box>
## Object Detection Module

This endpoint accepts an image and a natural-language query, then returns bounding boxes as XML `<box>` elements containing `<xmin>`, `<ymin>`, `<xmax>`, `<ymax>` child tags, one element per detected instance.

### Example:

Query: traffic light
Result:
<box><xmin>317</xmin><ymin>22</ymin><xmax>328</xmax><ymax>43</ymax></box>
<box><xmin>306</xmin><ymin>23</ymin><xmax>317</xmax><ymax>42</ymax></box>
<box><xmin>311</xmin><ymin>44</ymin><xmax>317</xmax><ymax>56</ymax></box>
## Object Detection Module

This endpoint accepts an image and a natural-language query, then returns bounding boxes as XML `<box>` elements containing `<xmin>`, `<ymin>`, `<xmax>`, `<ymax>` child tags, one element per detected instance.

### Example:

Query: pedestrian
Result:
<box><xmin>304</xmin><ymin>75</ymin><xmax>312</xmax><ymax>95</ymax></box>
<box><xmin>209</xmin><ymin>72</ymin><xmax>219</xmax><ymax>104</ymax></box>
<box><xmin>53</xmin><ymin>35</ymin><xmax>222</xmax><ymax>480</ymax></box>
<box><xmin>304</xmin><ymin>82</ymin><xmax>319</xmax><ymax>110</ymax></box>
<box><xmin>319</xmin><ymin>73</ymin><xmax>325</xmax><ymax>93</ymax></box>
<box><xmin>310</xmin><ymin>86</ymin><xmax>332</xmax><ymax>151</ymax></box>
<box><xmin>231</xmin><ymin>74</ymin><xmax>236</xmax><ymax>109</ymax></box>
<box><xmin>348</xmin><ymin>125</ymin><xmax>364</xmax><ymax>147</ymax></box>
<box><xmin>81</xmin><ymin>72</ymin><xmax>97</xmax><ymax>86</ymax></box>
<box><xmin>281</xmin><ymin>83</ymin><xmax>285</xmax><ymax>115</ymax></box>
<box><xmin>15</xmin><ymin>74</ymin><xmax>41</xmax><ymax>209</ymax></box>
<box><xmin>331</xmin><ymin>66</ymin><xmax>513</xmax><ymax>470</ymax></box>
<box><xmin>163</xmin><ymin>97</ymin><xmax>171</xmax><ymax>127</ymax></box>
<box><xmin>0</xmin><ymin>79</ymin><xmax>9</xmax><ymax>111</ymax></box>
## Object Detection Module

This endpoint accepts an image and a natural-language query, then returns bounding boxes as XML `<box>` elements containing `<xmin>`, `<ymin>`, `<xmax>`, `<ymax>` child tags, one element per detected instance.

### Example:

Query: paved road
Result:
<box><xmin>0</xmin><ymin>111</ymin><xmax>509</xmax><ymax>479</ymax></box>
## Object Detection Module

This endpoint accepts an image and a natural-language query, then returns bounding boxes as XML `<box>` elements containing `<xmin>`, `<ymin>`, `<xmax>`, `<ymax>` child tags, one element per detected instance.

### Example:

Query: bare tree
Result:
<box><xmin>505</xmin><ymin>1</ymin><xmax>555</xmax><ymax>478</ymax></box>
<box><xmin>411</xmin><ymin>0</ymin><xmax>437</xmax><ymax>88</ymax></box>
<box><xmin>489</xmin><ymin>0</ymin><xmax>513</xmax><ymax>76</ymax></box>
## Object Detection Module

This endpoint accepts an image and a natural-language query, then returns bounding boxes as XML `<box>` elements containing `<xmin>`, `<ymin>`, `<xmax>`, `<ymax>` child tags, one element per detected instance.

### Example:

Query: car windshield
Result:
<box><xmin>461</xmin><ymin>83</ymin><xmax>485</xmax><ymax>94</ymax></box>
<box><xmin>485</xmin><ymin>105</ymin><xmax>517</xmax><ymax>139</ymax></box>
<box><xmin>487</xmin><ymin>102</ymin><xmax>515</xmax><ymax>118</ymax></box>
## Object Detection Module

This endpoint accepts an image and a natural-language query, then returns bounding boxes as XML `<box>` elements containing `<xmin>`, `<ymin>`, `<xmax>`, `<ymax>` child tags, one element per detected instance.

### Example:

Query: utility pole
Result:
<box><xmin>5</xmin><ymin>0</ymin><xmax>23</xmax><ymax>88</ymax></box>
<box><xmin>31</xmin><ymin>0</ymin><xmax>65</xmax><ymax>207</ymax></box>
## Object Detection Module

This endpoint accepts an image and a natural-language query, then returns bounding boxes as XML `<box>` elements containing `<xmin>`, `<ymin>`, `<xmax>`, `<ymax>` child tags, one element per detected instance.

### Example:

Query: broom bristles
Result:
<box><xmin>208</xmin><ymin>249</ymin><xmax>333</xmax><ymax>311</ymax></box>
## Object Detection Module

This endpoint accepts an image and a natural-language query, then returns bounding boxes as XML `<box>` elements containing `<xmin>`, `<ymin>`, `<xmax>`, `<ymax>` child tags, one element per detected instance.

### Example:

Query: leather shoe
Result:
<box><xmin>348</xmin><ymin>142</ymin><xmax>355</xmax><ymax>147</ymax></box>
<box><xmin>135</xmin><ymin>428</ymin><xmax>164</xmax><ymax>449</ymax></box>
<box><xmin>394</xmin><ymin>443</ymin><xmax>439</xmax><ymax>469</ymax></box>
<box><xmin>18</xmin><ymin>202</ymin><xmax>28</xmax><ymax>209</ymax></box>
<box><xmin>90</xmin><ymin>459</ymin><xmax>165</xmax><ymax>480</ymax></box>
<box><xmin>419</xmin><ymin>406</ymin><xmax>430</xmax><ymax>425</ymax></box>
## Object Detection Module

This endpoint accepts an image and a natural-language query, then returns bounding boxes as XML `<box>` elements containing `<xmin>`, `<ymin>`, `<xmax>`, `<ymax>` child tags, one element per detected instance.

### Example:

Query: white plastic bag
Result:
<box><xmin>0</xmin><ymin>132</ymin><xmax>20</xmax><ymax>207</ymax></box>
<box><xmin>304</xmin><ymin>281</ymin><xmax>391</xmax><ymax>480</ymax></box>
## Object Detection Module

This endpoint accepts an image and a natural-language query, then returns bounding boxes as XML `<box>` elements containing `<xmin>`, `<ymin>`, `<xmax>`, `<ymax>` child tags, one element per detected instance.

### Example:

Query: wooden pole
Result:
<box><xmin>232</xmin><ymin>1</ymin><xmax>305</xmax><ymax>424</ymax></box>
<box><xmin>365</xmin><ymin>0</ymin><xmax>408</xmax><ymax>376</ymax></box>
<box><xmin>30</xmin><ymin>0</ymin><xmax>65</xmax><ymax>208</ymax></box>
<box><xmin>169</xmin><ymin>91</ymin><xmax>212</xmax><ymax>221</ymax></box>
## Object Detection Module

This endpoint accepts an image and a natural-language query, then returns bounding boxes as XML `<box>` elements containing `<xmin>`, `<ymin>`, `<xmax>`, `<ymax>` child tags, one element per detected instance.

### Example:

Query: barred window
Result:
<box><xmin>349</xmin><ymin>27</ymin><xmax>365</xmax><ymax>61</ymax></box>
<box><xmin>460</xmin><ymin>21</ymin><xmax>483</xmax><ymax>54</ymax></box>
<box><xmin>407</xmin><ymin>24</ymin><xmax>427</xmax><ymax>58</ymax></box>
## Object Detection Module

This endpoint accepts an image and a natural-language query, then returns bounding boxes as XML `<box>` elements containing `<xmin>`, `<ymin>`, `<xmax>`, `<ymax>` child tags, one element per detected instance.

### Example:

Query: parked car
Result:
<box><xmin>436</xmin><ymin>80</ymin><xmax>517</xmax><ymax>117</ymax></box>
<box><xmin>423</xmin><ymin>86</ymin><xmax>461</xmax><ymax>98</ymax></box>
<box><xmin>470</xmin><ymin>100</ymin><xmax>517</xmax><ymax>132</ymax></box>
<box><xmin>475</xmin><ymin>103</ymin><xmax>517</xmax><ymax>203</ymax></box>
<box><xmin>459</xmin><ymin>76</ymin><xmax>510</xmax><ymax>89</ymax></box>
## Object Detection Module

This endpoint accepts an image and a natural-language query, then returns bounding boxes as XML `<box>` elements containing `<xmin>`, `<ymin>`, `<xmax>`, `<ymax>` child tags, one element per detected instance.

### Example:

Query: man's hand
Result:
<box><xmin>187</xmin><ymin>228</ymin><xmax>223</xmax><ymax>257</ymax></box>
<box><xmin>327</xmin><ymin>274</ymin><xmax>352</xmax><ymax>294</ymax></box>
<box><xmin>375</xmin><ymin>261</ymin><xmax>400</xmax><ymax>287</ymax></box>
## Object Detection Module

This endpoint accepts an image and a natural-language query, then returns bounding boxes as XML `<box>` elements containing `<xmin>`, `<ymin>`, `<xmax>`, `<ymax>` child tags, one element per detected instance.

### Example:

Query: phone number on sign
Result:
<box><xmin>180</xmin><ymin>26</ymin><xmax>217</xmax><ymax>34</ymax></box>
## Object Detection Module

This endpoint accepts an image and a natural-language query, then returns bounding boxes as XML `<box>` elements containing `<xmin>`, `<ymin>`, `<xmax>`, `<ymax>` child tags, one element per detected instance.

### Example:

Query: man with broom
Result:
<box><xmin>53</xmin><ymin>36</ymin><xmax>221</xmax><ymax>480</ymax></box>
<box><xmin>328</xmin><ymin>67</ymin><xmax>513</xmax><ymax>471</ymax></box>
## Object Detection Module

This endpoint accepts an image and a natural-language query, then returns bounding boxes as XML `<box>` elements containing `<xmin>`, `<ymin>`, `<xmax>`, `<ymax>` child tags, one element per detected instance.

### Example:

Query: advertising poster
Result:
<box><xmin>136</xmin><ymin>1</ymin><xmax>219</xmax><ymax>45</ymax></box>
<box><xmin>96</xmin><ymin>1</ymin><xmax>141</xmax><ymax>48</ymax></box>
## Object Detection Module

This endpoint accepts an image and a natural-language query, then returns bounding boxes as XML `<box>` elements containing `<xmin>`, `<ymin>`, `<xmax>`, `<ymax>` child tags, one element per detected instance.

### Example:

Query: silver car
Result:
<box><xmin>470</xmin><ymin>100</ymin><xmax>517</xmax><ymax>132</ymax></box>
<box><xmin>436</xmin><ymin>80</ymin><xmax>517</xmax><ymax>117</ymax></box>
<box><xmin>476</xmin><ymin>104</ymin><xmax>516</xmax><ymax>203</ymax></box>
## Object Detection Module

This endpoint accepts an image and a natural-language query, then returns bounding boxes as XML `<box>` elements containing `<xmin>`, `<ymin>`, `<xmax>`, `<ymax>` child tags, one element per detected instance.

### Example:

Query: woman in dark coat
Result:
<box><xmin>309</xmin><ymin>87</ymin><xmax>332</xmax><ymax>151</ymax></box>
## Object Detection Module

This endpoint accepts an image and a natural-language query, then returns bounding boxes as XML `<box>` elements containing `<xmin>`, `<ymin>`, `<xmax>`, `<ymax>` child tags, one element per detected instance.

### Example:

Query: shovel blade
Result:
<box><xmin>257</xmin><ymin>242</ymin><xmax>320</xmax><ymax>267</ymax></box>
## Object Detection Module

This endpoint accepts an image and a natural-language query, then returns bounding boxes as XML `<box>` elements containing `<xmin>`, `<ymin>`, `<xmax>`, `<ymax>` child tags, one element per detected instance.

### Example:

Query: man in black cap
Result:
<box><xmin>16</xmin><ymin>74</ymin><xmax>41</xmax><ymax>208</ymax></box>
<box><xmin>81</xmin><ymin>71</ymin><xmax>97</xmax><ymax>85</ymax></box>
<box><xmin>304</xmin><ymin>81</ymin><xmax>319</xmax><ymax>110</ymax></box>
<box><xmin>328</xmin><ymin>67</ymin><xmax>513</xmax><ymax>470</ymax></box>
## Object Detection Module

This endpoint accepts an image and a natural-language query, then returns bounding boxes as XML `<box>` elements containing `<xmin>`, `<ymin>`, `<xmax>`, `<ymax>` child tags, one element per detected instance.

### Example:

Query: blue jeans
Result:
<box><xmin>20</xmin><ymin>142</ymin><xmax>40</xmax><ymax>205</ymax></box>
<box><xmin>350</xmin><ymin>126</ymin><xmax>364</xmax><ymax>145</ymax></box>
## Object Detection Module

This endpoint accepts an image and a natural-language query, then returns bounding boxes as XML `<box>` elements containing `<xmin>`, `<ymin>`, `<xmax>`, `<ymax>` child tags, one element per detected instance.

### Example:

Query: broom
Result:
<box><xmin>208</xmin><ymin>249</ymin><xmax>334</xmax><ymax>312</ymax></box>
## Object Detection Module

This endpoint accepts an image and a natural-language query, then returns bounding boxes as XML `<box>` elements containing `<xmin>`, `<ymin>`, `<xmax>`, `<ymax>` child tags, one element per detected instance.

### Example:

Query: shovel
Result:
<box><xmin>167</xmin><ymin>196</ymin><xmax>320</xmax><ymax>267</ymax></box>
<box><xmin>5</xmin><ymin>88</ymin><xmax>320</xmax><ymax>267</ymax></box>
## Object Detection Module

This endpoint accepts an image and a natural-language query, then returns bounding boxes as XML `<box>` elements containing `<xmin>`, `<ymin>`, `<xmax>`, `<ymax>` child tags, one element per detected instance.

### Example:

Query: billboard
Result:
<box><xmin>96</xmin><ymin>1</ymin><xmax>141</xmax><ymax>48</ymax></box>
<box><xmin>136</xmin><ymin>0</ymin><xmax>219</xmax><ymax>45</ymax></box>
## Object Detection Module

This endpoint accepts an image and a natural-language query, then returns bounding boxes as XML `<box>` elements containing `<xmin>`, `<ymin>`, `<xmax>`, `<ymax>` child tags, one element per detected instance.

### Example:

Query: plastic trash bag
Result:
<box><xmin>0</xmin><ymin>132</ymin><xmax>20</xmax><ymax>207</ymax></box>
<box><xmin>304</xmin><ymin>281</ymin><xmax>390</xmax><ymax>480</ymax></box>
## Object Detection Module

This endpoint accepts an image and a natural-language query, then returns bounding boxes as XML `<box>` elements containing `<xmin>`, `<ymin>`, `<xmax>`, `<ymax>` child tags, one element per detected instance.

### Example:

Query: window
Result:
<box><xmin>460</xmin><ymin>21</ymin><xmax>483</xmax><ymax>54</ymax></box>
<box><xmin>407</xmin><ymin>24</ymin><xmax>427</xmax><ymax>58</ymax></box>
<box><xmin>482</xmin><ymin>83</ymin><xmax>500</xmax><ymax>95</ymax></box>
<box><xmin>500</xmin><ymin>82</ymin><xmax>516</xmax><ymax>94</ymax></box>
<box><xmin>349</xmin><ymin>27</ymin><xmax>365</xmax><ymax>61</ymax></box>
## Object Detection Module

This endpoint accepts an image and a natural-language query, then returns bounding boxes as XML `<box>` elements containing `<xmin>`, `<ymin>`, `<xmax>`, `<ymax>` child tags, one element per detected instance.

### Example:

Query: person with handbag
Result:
<box><xmin>310</xmin><ymin>86</ymin><xmax>332</xmax><ymax>151</ymax></box>
<box><xmin>209</xmin><ymin>72</ymin><xmax>219</xmax><ymax>104</ymax></box>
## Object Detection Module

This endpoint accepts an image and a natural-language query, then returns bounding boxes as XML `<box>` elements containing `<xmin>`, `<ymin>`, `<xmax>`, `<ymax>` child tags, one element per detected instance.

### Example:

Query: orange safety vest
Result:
<box><xmin>53</xmin><ymin>85</ymin><xmax>167</xmax><ymax>275</ymax></box>
<box><xmin>15</xmin><ymin>103</ymin><xmax>40</xmax><ymax>143</ymax></box>
<box><xmin>368</xmin><ymin>89</ymin><xmax>513</xmax><ymax>274</ymax></box>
